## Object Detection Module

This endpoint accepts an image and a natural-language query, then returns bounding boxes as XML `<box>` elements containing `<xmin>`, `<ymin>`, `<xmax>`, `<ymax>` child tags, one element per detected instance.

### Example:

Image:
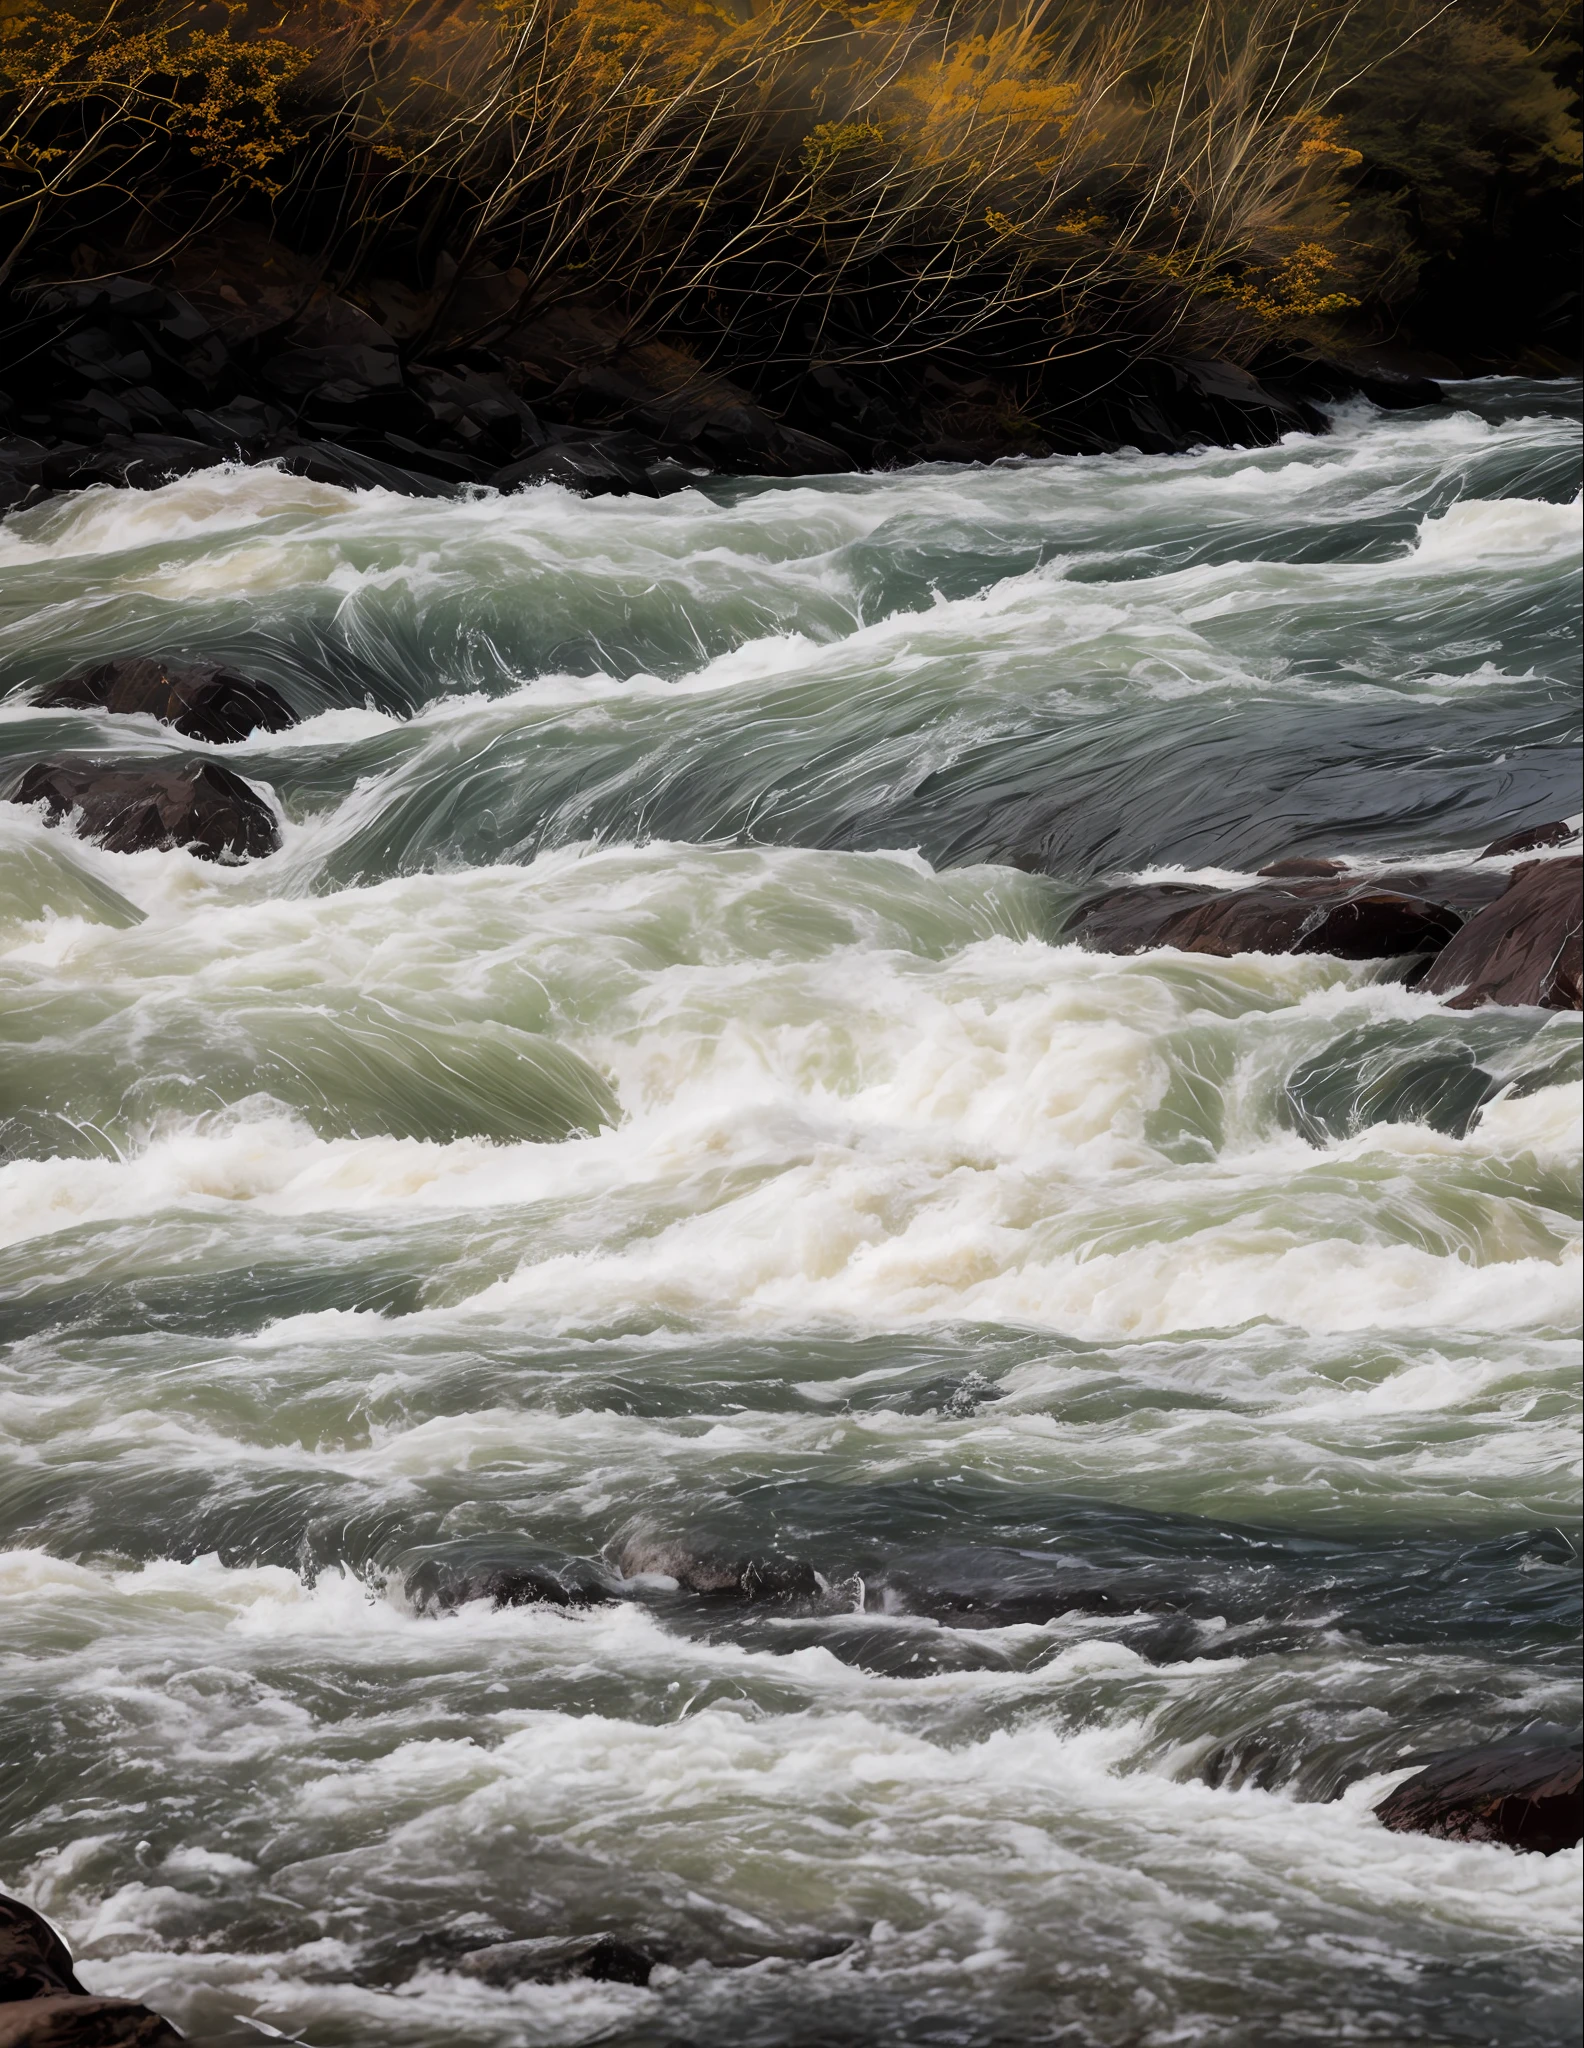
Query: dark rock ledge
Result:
<box><xmin>0</xmin><ymin>1894</ymin><xmax>180</xmax><ymax>2045</ymax></box>
<box><xmin>1062</xmin><ymin>833</ymin><xmax>1582</xmax><ymax>1012</ymax></box>
<box><xmin>1375</xmin><ymin>1740</ymin><xmax>1583</xmax><ymax>1854</ymax></box>
<box><xmin>0</xmin><ymin>241</ymin><xmax>1454</xmax><ymax>518</ymax></box>
<box><xmin>34</xmin><ymin>658</ymin><xmax>296</xmax><ymax>747</ymax></box>
<box><xmin>7</xmin><ymin>758</ymin><xmax>279</xmax><ymax>861</ymax></box>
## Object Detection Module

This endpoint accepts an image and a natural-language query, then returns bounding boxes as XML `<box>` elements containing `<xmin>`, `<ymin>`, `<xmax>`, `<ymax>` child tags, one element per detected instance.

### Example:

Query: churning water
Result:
<box><xmin>0</xmin><ymin>383</ymin><xmax>1579</xmax><ymax>2047</ymax></box>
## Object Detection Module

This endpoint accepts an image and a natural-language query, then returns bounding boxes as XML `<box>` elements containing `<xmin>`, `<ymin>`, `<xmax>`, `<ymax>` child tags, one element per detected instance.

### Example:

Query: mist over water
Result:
<box><xmin>0</xmin><ymin>383</ymin><xmax>1579</xmax><ymax>2045</ymax></box>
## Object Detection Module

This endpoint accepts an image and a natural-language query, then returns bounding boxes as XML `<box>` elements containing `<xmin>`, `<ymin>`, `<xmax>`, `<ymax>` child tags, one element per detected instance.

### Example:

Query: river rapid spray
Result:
<box><xmin>0</xmin><ymin>382</ymin><xmax>1579</xmax><ymax>2046</ymax></box>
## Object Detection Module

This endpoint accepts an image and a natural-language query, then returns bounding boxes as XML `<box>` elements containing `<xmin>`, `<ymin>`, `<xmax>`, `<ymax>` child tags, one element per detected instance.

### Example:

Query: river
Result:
<box><xmin>0</xmin><ymin>380</ymin><xmax>1579</xmax><ymax>2047</ymax></box>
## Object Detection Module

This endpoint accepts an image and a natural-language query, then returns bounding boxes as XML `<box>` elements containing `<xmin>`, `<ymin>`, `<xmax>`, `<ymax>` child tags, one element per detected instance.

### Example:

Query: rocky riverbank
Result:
<box><xmin>0</xmin><ymin>228</ymin><xmax>1458</xmax><ymax>518</ymax></box>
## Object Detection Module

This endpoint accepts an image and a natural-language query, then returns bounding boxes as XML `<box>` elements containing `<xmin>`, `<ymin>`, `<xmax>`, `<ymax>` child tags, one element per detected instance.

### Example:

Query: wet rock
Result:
<box><xmin>266</xmin><ymin>440</ymin><xmax>459</xmax><ymax>499</ymax></box>
<box><xmin>491</xmin><ymin>432</ymin><xmax>694</xmax><ymax>499</ymax></box>
<box><xmin>33</xmin><ymin>658</ymin><xmax>297</xmax><ymax>744</ymax></box>
<box><xmin>1417</xmin><ymin>856</ymin><xmax>1582</xmax><ymax>1010</ymax></box>
<box><xmin>405</xmin><ymin>1555</ymin><xmax>608</xmax><ymax>1614</ymax></box>
<box><xmin>8</xmin><ymin>758</ymin><xmax>280</xmax><ymax>860</ymax></box>
<box><xmin>0</xmin><ymin>1895</ymin><xmax>85</xmax><ymax>2002</ymax></box>
<box><xmin>1363</xmin><ymin>866</ymin><xmax>1512</xmax><ymax>912</ymax></box>
<box><xmin>0</xmin><ymin>1898</ymin><xmax>179</xmax><ymax>2045</ymax></box>
<box><xmin>1375</xmin><ymin>1740</ymin><xmax>1582</xmax><ymax>1853</ymax></box>
<box><xmin>1252</xmin><ymin>344</ymin><xmax>1449</xmax><ymax>411</ymax></box>
<box><xmin>1480</xmin><ymin>819</ymin><xmax>1579</xmax><ymax>859</ymax></box>
<box><xmin>615</xmin><ymin>1536</ymin><xmax>822</xmax><ymax>1600</ymax></box>
<box><xmin>0</xmin><ymin>1996</ymin><xmax>182</xmax><ymax>2045</ymax></box>
<box><xmin>1065</xmin><ymin>881</ymin><xmax>1461</xmax><ymax>960</ymax></box>
<box><xmin>40</xmin><ymin>436</ymin><xmax>226</xmax><ymax>491</ymax></box>
<box><xmin>409</xmin><ymin>364</ymin><xmax>544</xmax><ymax>461</ymax></box>
<box><xmin>1163</xmin><ymin>356</ymin><xmax>1324</xmax><ymax>443</ymax></box>
<box><xmin>457</xmin><ymin>1934</ymin><xmax>655</xmax><ymax>1988</ymax></box>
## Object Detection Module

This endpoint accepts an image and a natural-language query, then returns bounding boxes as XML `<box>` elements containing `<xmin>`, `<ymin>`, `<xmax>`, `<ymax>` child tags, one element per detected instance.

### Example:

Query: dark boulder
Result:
<box><xmin>614</xmin><ymin>1536</ymin><xmax>822</xmax><ymax>1600</ymax></box>
<box><xmin>457</xmin><ymin>1935</ymin><xmax>655</xmax><ymax>1988</ymax></box>
<box><xmin>408</xmin><ymin>364</ymin><xmax>544</xmax><ymax>461</ymax></box>
<box><xmin>8</xmin><ymin>758</ymin><xmax>280</xmax><ymax>860</ymax></box>
<box><xmin>0</xmin><ymin>1895</ymin><xmax>85</xmax><ymax>2002</ymax></box>
<box><xmin>1065</xmin><ymin>881</ymin><xmax>1461</xmax><ymax>961</ymax></box>
<box><xmin>1252</xmin><ymin>345</ymin><xmax>1449</xmax><ymax>411</ymax></box>
<box><xmin>179</xmin><ymin>397</ymin><xmax>290</xmax><ymax>456</ymax></box>
<box><xmin>1418</xmin><ymin>857</ymin><xmax>1582</xmax><ymax>1010</ymax></box>
<box><xmin>0</xmin><ymin>438</ymin><xmax>53</xmax><ymax>516</ymax></box>
<box><xmin>265</xmin><ymin>440</ymin><xmax>459</xmax><ymax>499</ymax></box>
<box><xmin>40</xmin><ymin>437</ymin><xmax>226</xmax><ymax>491</ymax></box>
<box><xmin>405</xmin><ymin>1554</ymin><xmax>608</xmax><ymax>1614</ymax></box>
<box><xmin>1375</xmin><ymin>1741</ymin><xmax>1582</xmax><ymax>1853</ymax></box>
<box><xmin>1480</xmin><ymin>819</ymin><xmax>1579</xmax><ymax>859</ymax></box>
<box><xmin>360</xmin><ymin>434</ymin><xmax>497</xmax><ymax>488</ymax></box>
<box><xmin>1163</xmin><ymin>356</ymin><xmax>1325</xmax><ymax>443</ymax></box>
<box><xmin>0</xmin><ymin>1897</ymin><xmax>180</xmax><ymax>2045</ymax></box>
<box><xmin>1364</xmin><ymin>866</ymin><xmax>1512</xmax><ymax>912</ymax></box>
<box><xmin>492</xmin><ymin>432</ymin><xmax>694</xmax><ymax>499</ymax></box>
<box><xmin>0</xmin><ymin>1996</ymin><xmax>181</xmax><ymax>2046</ymax></box>
<box><xmin>262</xmin><ymin>294</ymin><xmax>402</xmax><ymax>398</ymax></box>
<box><xmin>33</xmin><ymin>658</ymin><xmax>297</xmax><ymax>744</ymax></box>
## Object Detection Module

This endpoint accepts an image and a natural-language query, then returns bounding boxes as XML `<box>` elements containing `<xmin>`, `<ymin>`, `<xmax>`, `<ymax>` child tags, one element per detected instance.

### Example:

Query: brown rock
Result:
<box><xmin>1256</xmin><ymin>857</ymin><xmax>1346</xmax><ymax>878</ymax></box>
<box><xmin>0</xmin><ymin>1996</ymin><xmax>181</xmax><ymax>2045</ymax></box>
<box><xmin>1479</xmin><ymin>819</ymin><xmax>1579</xmax><ymax>859</ymax></box>
<box><xmin>0</xmin><ymin>1896</ymin><xmax>86</xmax><ymax>2002</ymax></box>
<box><xmin>1418</xmin><ymin>857</ymin><xmax>1582</xmax><ymax>1010</ymax></box>
<box><xmin>33</xmin><ymin>659</ymin><xmax>296</xmax><ymax>745</ymax></box>
<box><xmin>7</xmin><ymin>758</ymin><xmax>279</xmax><ymax>859</ymax></box>
<box><xmin>1066</xmin><ymin>883</ymin><xmax>1460</xmax><ymax>961</ymax></box>
<box><xmin>1376</xmin><ymin>1741</ymin><xmax>1581</xmax><ymax>1853</ymax></box>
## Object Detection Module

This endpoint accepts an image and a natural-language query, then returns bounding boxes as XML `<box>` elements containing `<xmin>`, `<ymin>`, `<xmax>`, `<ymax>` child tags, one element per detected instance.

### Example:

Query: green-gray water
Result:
<box><xmin>0</xmin><ymin>383</ymin><xmax>1579</xmax><ymax>2046</ymax></box>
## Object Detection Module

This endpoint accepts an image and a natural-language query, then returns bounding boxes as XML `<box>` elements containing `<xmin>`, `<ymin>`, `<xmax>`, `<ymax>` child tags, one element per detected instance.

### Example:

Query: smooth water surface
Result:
<box><xmin>0</xmin><ymin>383</ymin><xmax>1579</xmax><ymax>2046</ymax></box>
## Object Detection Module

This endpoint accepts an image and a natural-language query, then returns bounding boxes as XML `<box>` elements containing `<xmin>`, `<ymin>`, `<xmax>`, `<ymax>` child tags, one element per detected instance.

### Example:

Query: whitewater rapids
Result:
<box><xmin>0</xmin><ymin>381</ymin><xmax>1579</xmax><ymax>2047</ymax></box>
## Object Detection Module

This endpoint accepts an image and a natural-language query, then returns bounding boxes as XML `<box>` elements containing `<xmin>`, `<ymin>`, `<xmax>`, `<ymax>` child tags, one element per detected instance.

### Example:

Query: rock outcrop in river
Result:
<box><xmin>1376</xmin><ymin>1742</ymin><xmax>1583</xmax><ymax>1854</ymax></box>
<box><xmin>1063</xmin><ymin>836</ymin><xmax>1582</xmax><ymax>1010</ymax></box>
<box><xmin>1418</xmin><ymin>857</ymin><xmax>1583</xmax><ymax>1010</ymax></box>
<box><xmin>0</xmin><ymin>1897</ymin><xmax>179</xmax><ymax>2044</ymax></box>
<box><xmin>34</xmin><ymin>657</ymin><xmax>297</xmax><ymax>745</ymax></box>
<box><xmin>7</xmin><ymin>758</ymin><xmax>280</xmax><ymax>859</ymax></box>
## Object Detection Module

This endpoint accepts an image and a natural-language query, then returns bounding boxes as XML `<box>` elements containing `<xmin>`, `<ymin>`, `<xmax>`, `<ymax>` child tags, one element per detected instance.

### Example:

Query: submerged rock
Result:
<box><xmin>457</xmin><ymin>1933</ymin><xmax>655</xmax><ymax>1988</ymax></box>
<box><xmin>1418</xmin><ymin>856</ymin><xmax>1582</xmax><ymax>1009</ymax></box>
<box><xmin>615</xmin><ymin>1535</ymin><xmax>822</xmax><ymax>1600</ymax></box>
<box><xmin>1375</xmin><ymin>1741</ymin><xmax>1582</xmax><ymax>1853</ymax></box>
<box><xmin>405</xmin><ymin>1555</ymin><xmax>608</xmax><ymax>1614</ymax></box>
<box><xmin>1065</xmin><ymin>881</ymin><xmax>1461</xmax><ymax>961</ymax></box>
<box><xmin>8</xmin><ymin>758</ymin><xmax>280</xmax><ymax>859</ymax></box>
<box><xmin>33</xmin><ymin>657</ymin><xmax>296</xmax><ymax>744</ymax></box>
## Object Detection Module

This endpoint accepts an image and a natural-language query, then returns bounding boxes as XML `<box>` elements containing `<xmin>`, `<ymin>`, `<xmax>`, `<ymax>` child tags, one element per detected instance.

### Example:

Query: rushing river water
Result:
<box><xmin>0</xmin><ymin>383</ymin><xmax>1579</xmax><ymax>2047</ymax></box>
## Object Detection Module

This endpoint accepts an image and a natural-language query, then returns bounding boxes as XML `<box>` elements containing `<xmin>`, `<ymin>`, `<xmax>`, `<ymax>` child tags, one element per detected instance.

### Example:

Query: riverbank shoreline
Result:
<box><xmin>2</xmin><ymin>235</ymin><xmax>1470</xmax><ymax>522</ymax></box>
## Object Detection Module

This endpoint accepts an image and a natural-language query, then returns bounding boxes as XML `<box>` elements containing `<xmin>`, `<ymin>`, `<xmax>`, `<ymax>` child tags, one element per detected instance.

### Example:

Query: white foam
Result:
<box><xmin>1411</xmin><ymin>493</ymin><xmax>1582</xmax><ymax>566</ymax></box>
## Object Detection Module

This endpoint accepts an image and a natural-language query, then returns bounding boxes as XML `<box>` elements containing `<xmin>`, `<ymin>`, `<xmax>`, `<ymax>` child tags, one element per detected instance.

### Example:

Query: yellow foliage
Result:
<box><xmin>1295</xmin><ymin>114</ymin><xmax>1362</xmax><ymax>171</ymax></box>
<box><xmin>802</xmin><ymin>120</ymin><xmax>886</xmax><ymax>178</ymax></box>
<box><xmin>1</xmin><ymin>3</ymin><xmax>308</xmax><ymax>193</ymax></box>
